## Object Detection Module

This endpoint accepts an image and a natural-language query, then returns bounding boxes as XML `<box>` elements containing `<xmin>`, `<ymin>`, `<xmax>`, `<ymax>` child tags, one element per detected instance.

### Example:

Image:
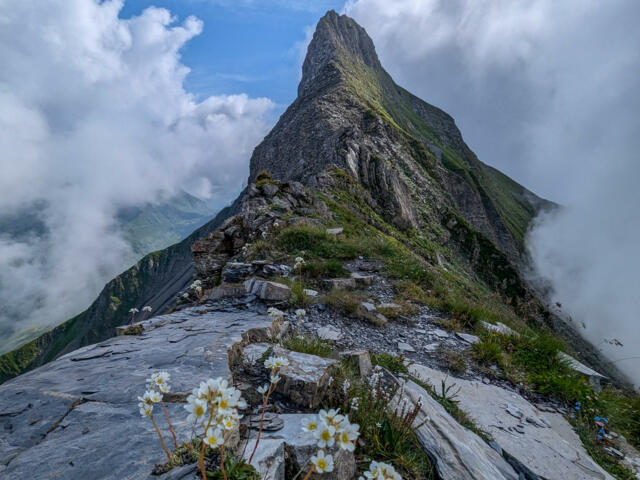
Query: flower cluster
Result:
<box><xmin>295</xmin><ymin>309</ymin><xmax>306</xmax><ymax>322</ymax></box>
<box><xmin>594</xmin><ymin>416</ymin><xmax>610</xmax><ymax>440</ymax></box>
<box><xmin>359</xmin><ymin>461</ymin><xmax>402</xmax><ymax>480</ymax></box>
<box><xmin>184</xmin><ymin>378</ymin><xmax>246</xmax><ymax>448</ymax></box>
<box><xmin>301</xmin><ymin>409</ymin><xmax>360</xmax><ymax>477</ymax></box>
<box><xmin>138</xmin><ymin>371</ymin><xmax>178</xmax><ymax>460</ymax></box>
<box><xmin>294</xmin><ymin>256</ymin><xmax>305</xmax><ymax>271</ymax></box>
<box><xmin>190</xmin><ymin>279</ymin><xmax>203</xmax><ymax>299</ymax></box>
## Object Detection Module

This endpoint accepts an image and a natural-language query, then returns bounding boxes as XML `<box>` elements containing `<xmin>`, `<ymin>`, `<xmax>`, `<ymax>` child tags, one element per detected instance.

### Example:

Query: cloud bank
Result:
<box><xmin>0</xmin><ymin>0</ymin><xmax>273</xmax><ymax>352</ymax></box>
<box><xmin>344</xmin><ymin>0</ymin><xmax>640</xmax><ymax>385</ymax></box>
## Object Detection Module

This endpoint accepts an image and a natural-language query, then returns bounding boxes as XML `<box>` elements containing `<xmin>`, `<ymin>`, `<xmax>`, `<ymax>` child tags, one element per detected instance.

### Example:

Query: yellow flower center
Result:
<box><xmin>341</xmin><ymin>432</ymin><xmax>348</xmax><ymax>442</ymax></box>
<box><xmin>308</xmin><ymin>422</ymin><xmax>317</xmax><ymax>430</ymax></box>
<box><xmin>317</xmin><ymin>459</ymin><xmax>326</xmax><ymax>470</ymax></box>
<box><xmin>195</xmin><ymin>405</ymin><xmax>204</xmax><ymax>416</ymax></box>
<box><xmin>321</xmin><ymin>430</ymin><xmax>331</xmax><ymax>441</ymax></box>
<box><xmin>219</xmin><ymin>399</ymin><xmax>228</xmax><ymax>409</ymax></box>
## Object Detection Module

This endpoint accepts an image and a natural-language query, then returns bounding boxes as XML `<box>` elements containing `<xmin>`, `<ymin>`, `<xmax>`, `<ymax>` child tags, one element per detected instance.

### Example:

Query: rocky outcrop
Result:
<box><xmin>249</xmin><ymin>10</ymin><xmax>552</xmax><ymax>254</ymax></box>
<box><xmin>0</xmin><ymin>307</ymin><xmax>275</xmax><ymax>479</ymax></box>
<box><xmin>409</xmin><ymin>364</ymin><xmax>615</xmax><ymax>480</ymax></box>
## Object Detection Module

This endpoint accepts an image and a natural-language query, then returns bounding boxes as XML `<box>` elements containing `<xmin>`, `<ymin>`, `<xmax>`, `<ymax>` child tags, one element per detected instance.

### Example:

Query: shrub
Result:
<box><xmin>302</xmin><ymin>259</ymin><xmax>349</xmax><ymax>278</ymax></box>
<box><xmin>472</xmin><ymin>335</ymin><xmax>504</xmax><ymax>366</ymax></box>
<box><xmin>371</xmin><ymin>352</ymin><xmax>408</xmax><ymax>375</ymax></box>
<box><xmin>324</xmin><ymin>289</ymin><xmax>365</xmax><ymax>317</ymax></box>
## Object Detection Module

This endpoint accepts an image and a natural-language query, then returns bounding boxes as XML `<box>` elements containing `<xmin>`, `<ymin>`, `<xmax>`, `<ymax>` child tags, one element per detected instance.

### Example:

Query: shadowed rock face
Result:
<box><xmin>249</xmin><ymin>10</ymin><xmax>551</xmax><ymax>252</ymax></box>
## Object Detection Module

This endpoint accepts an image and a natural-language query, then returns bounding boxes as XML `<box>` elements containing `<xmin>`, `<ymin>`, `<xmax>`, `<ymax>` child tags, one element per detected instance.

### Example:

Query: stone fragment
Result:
<box><xmin>326</xmin><ymin>227</ymin><xmax>344</xmax><ymax>235</ymax></box>
<box><xmin>341</xmin><ymin>350</ymin><xmax>373</xmax><ymax>377</ymax></box>
<box><xmin>261</xmin><ymin>183</ymin><xmax>279</xmax><ymax>197</ymax></box>
<box><xmin>324</xmin><ymin>278</ymin><xmax>356</xmax><ymax>290</ymax></box>
<box><xmin>241</xmin><ymin>344</ymin><xmax>337</xmax><ymax>408</ymax></box>
<box><xmin>397</xmin><ymin>342</ymin><xmax>416</xmax><ymax>353</ymax></box>
<box><xmin>431</xmin><ymin>328</ymin><xmax>449</xmax><ymax>338</ymax></box>
<box><xmin>558</xmin><ymin>352</ymin><xmax>607</xmax><ymax>392</ymax></box>
<box><xmin>303</xmin><ymin>288</ymin><xmax>319</xmax><ymax>297</ymax></box>
<box><xmin>455</xmin><ymin>332</ymin><xmax>480</xmax><ymax>344</ymax></box>
<box><xmin>409</xmin><ymin>364</ymin><xmax>615</xmax><ymax>480</ymax></box>
<box><xmin>207</xmin><ymin>283</ymin><xmax>247</xmax><ymax>300</ymax></box>
<box><xmin>248</xmin><ymin>412</ymin><xmax>284</xmax><ymax>431</ymax></box>
<box><xmin>423</xmin><ymin>343</ymin><xmax>440</xmax><ymax>352</ymax></box>
<box><xmin>360</xmin><ymin>302</ymin><xmax>376</xmax><ymax>312</ymax></box>
<box><xmin>379</xmin><ymin>302</ymin><xmax>401</xmax><ymax>310</ymax></box>
<box><xmin>244</xmin><ymin>277</ymin><xmax>291</xmax><ymax>301</ymax></box>
<box><xmin>350</xmin><ymin>272</ymin><xmax>374</xmax><ymax>286</ymax></box>
<box><xmin>317</xmin><ymin>326</ymin><xmax>342</xmax><ymax>341</ymax></box>
<box><xmin>480</xmin><ymin>321</ymin><xmax>518</xmax><ymax>336</ymax></box>
<box><xmin>394</xmin><ymin>380</ymin><xmax>519</xmax><ymax>480</ymax></box>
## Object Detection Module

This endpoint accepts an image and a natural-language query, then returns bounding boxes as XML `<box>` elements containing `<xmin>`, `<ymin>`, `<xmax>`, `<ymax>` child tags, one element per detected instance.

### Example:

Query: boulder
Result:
<box><xmin>207</xmin><ymin>283</ymin><xmax>247</xmax><ymax>300</ymax></box>
<box><xmin>326</xmin><ymin>227</ymin><xmax>344</xmax><ymax>235</ymax></box>
<box><xmin>303</xmin><ymin>288</ymin><xmax>319</xmax><ymax>297</ymax></box>
<box><xmin>221</xmin><ymin>262</ymin><xmax>256</xmax><ymax>283</ymax></box>
<box><xmin>241</xmin><ymin>344</ymin><xmax>337</xmax><ymax>408</ymax></box>
<box><xmin>324</xmin><ymin>278</ymin><xmax>356</xmax><ymax>290</ymax></box>
<box><xmin>360</xmin><ymin>302</ymin><xmax>376</xmax><ymax>313</ymax></box>
<box><xmin>409</xmin><ymin>364</ymin><xmax>615</xmax><ymax>480</ymax></box>
<box><xmin>244</xmin><ymin>278</ymin><xmax>291</xmax><ymax>301</ymax></box>
<box><xmin>261</xmin><ymin>183</ymin><xmax>279</xmax><ymax>197</ymax></box>
<box><xmin>394</xmin><ymin>380</ymin><xmax>519</xmax><ymax>480</ymax></box>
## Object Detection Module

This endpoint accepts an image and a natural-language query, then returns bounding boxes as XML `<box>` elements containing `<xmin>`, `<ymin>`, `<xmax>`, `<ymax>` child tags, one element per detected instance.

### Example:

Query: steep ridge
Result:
<box><xmin>0</xmin><ymin>196</ymin><xmax>242</xmax><ymax>383</ymax></box>
<box><xmin>250</xmin><ymin>10</ymin><xmax>551</xmax><ymax>259</ymax></box>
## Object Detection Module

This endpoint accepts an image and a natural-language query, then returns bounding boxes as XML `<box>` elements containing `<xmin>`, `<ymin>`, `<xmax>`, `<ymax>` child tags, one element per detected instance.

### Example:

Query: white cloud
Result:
<box><xmin>344</xmin><ymin>0</ymin><xmax>640</xmax><ymax>385</ymax></box>
<box><xmin>0</xmin><ymin>0</ymin><xmax>274</xmax><ymax>351</ymax></box>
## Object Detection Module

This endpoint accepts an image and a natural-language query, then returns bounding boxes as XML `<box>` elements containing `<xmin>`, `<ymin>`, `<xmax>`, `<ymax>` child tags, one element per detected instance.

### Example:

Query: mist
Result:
<box><xmin>344</xmin><ymin>0</ymin><xmax>640</xmax><ymax>386</ymax></box>
<box><xmin>0</xmin><ymin>0</ymin><xmax>274</xmax><ymax>352</ymax></box>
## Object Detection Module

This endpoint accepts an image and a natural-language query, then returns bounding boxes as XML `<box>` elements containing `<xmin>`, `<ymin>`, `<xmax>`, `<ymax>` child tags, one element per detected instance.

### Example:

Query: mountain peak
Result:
<box><xmin>298</xmin><ymin>10</ymin><xmax>382</xmax><ymax>97</ymax></box>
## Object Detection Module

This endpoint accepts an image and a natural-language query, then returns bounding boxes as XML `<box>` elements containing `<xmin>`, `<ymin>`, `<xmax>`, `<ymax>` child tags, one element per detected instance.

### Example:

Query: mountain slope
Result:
<box><xmin>250</xmin><ymin>10</ymin><xmax>551</xmax><ymax>260</ymax></box>
<box><xmin>0</xmin><ymin>196</ymin><xmax>241</xmax><ymax>383</ymax></box>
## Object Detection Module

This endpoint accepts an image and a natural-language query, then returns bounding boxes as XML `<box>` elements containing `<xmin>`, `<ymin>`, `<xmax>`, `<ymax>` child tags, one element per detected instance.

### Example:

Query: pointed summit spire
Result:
<box><xmin>298</xmin><ymin>10</ymin><xmax>382</xmax><ymax>97</ymax></box>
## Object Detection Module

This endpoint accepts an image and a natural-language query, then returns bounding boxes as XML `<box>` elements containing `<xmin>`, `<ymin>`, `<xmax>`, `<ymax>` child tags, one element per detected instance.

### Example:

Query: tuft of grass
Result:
<box><xmin>323</xmin><ymin>289</ymin><xmax>366</xmax><ymax>317</ymax></box>
<box><xmin>371</xmin><ymin>352</ymin><xmax>408</xmax><ymax>375</ymax></box>
<box><xmin>302</xmin><ymin>259</ymin><xmax>349</xmax><ymax>278</ymax></box>
<box><xmin>289</xmin><ymin>281</ymin><xmax>313</xmax><ymax>308</ymax></box>
<box><xmin>376</xmin><ymin>300</ymin><xmax>419</xmax><ymax>320</ymax></box>
<box><xmin>394</xmin><ymin>280</ymin><xmax>431</xmax><ymax>304</ymax></box>
<box><xmin>282</xmin><ymin>334</ymin><xmax>336</xmax><ymax>359</ymax></box>
<box><xmin>438</xmin><ymin>347</ymin><xmax>467</xmax><ymax>375</ymax></box>
<box><xmin>472</xmin><ymin>334</ymin><xmax>505</xmax><ymax>366</ymax></box>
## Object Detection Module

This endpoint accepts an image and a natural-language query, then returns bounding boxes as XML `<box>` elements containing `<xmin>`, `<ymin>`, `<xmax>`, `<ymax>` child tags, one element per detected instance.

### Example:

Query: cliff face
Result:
<box><xmin>250</xmin><ymin>10</ymin><xmax>551</xmax><ymax>258</ymax></box>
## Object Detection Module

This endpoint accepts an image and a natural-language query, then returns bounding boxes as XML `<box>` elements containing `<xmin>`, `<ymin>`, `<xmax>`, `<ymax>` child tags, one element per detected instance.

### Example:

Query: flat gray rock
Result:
<box><xmin>0</xmin><ymin>308</ymin><xmax>273</xmax><ymax>480</ymax></box>
<box><xmin>317</xmin><ymin>326</ymin><xmax>343</xmax><ymax>341</ymax></box>
<box><xmin>397</xmin><ymin>342</ymin><xmax>416</xmax><ymax>353</ymax></box>
<box><xmin>395</xmin><ymin>380</ymin><xmax>519</xmax><ymax>480</ymax></box>
<box><xmin>456</xmin><ymin>332</ymin><xmax>480</xmax><ymax>344</ymax></box>
<box><xmin>409</xmin><ymin>364</ymin><xmax>615</xmax><ymax>480</ymax></box>
<box><xmin>326</xmin><ymin>227</ymin><xmax>344</xmax><ymax>235</ymax></box>
<box><xmin>480</xmin><ymin>321</ymin><xmax>518</xmax><ymax>336</ymax></box>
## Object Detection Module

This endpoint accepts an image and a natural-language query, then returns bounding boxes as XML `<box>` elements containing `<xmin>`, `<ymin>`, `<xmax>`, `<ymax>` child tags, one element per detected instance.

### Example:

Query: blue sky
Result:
<box><xmin>120</xmin><ymin>0</ymin><xmax>343</xmax><ymax>111</ymax></box>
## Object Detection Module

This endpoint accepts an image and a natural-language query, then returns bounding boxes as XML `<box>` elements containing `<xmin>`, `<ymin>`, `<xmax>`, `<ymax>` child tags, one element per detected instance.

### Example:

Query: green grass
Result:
<box><xmin>371</xmin><ymin>352</ymin><xmax>408</xmax><ymax>375</ymax></box>
<box><xmin>472</xmin><ymin>334</ymin><xmax>505</xmax><ymax>366</ymax></box>
<box><xmin>282</xmin><ymin>334</ymin><xmax>336</xmax><ymax>359</ymax></box>
<box><xmin>301</xmin><ymin>258</ymin><xmax>349</xmax><ymax>278</ymax></box>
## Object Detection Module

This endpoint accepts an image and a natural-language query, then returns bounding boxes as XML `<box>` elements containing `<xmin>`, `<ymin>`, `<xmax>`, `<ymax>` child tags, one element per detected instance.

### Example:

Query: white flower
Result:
<box><xmin>364</xmin><ymin>461</ymin><xmax>402</xmax><ymax>480</ymax></box>
<box><xmin>342</xmin><ymin>379</ymin><xmax>350</xmax><ymax>395</ymax></box>
<box><xmin>350</xmin><ymin>397</ymin><xmax>359</xmax><ymax>411</ymax></box>
<box><xmin>301</xmin><ymin>416</ymin><xmax>319</xmax><ymax>433</ymax></box>
<box><xmin>222</xmin><ymin>415</ymin><xmax>238</xmax><ymax>430</ymax></box>
<box><xmin>295</xmin><ymin>256</ymin><xmax>305</xmax><ymax>264</ymax></box>
<box><xmin>184</xmin><ymin>398</ymin><xmax>208</xmax><ymax>423</ymax></box>
<box><xmin>314</xmin><ymin>422</ymin><xmax>336</xmax><ymax>448</ymax></box>
<box><xmin>270</xmin><ymin>373</ymin><xmax>281</xmax><ymax>384</ymax></box>
<box><xmin>182</xmin><ymin>293</ymin><xmax>190</xmax><ymax>299</ymax></box>
<box><xmin>319</xmin><ymin>408</ymin><xmax>343</xmax><ymax>426</ymax></box>
<box><xmin>139</xmin><ymin>403</ymin><xmax>153</xmax><ymax>417</ymax></box>
<box><xmin>311</xmin><ymin>450</ymin><xmax>334</xmax><ymax>473</ymax></box>
<box><xmin>264</xmin><ymin>356</ymin><xmax>289</xmax><ymax>370</ymax></box>
<box><xmin>129</xmin><ymin>308</ymin><xmax>139</xmax><ymax>313</ymax></box>
<box><xmin>195</xmin><ymin>286</ymin><xmax>202</xmax><ymax>294</ymax></box>
<box><xmin>149</xmin><ymin>371</ymin><xmax>170</xmax><ymax>388</ymax></box>
<box><xmin>203</xmin><ymin>427</ymin><xmax>224</xmax><ymax>448</ymax></box>
<box><xmin>148</xmin><ymin>390</ymin><xmax>162</xmax><ymax>403</ymax></box>
<box><xmin>267</xmin><ymin>308</ymin><xmax>284</xmax><ymax>321</ymax></box>
<box><xmin>337</xmin><ymin>421</ymin><xmax>359</xmax><ymax>451</ymax></box>
<box><xmin>328</xmin><ymin>376</ymin><xmax>334</xmax><ymax>386</ymax></box>
<box><xmin>376</xmin><ymin>422</ymin><xmax>382</xmax><ymax>428</ymax></box>
<box><xmin>273</xmin><ymin>221</ymin><xmax>279</xmax><ymax>227</ymax></box>
<box><xmin>142</xmin><ymin>306</ymin><xmax>152</xmax><ymax>312</ymax></box>
<box><xmin>257</xmin><ymin>385</ymin><xmax>268</xmax><ymax>395</ymax></box>
<box><xmin>295</xmin><ymin>309</ymin><xmax>306</xmax><ymax>320</ymax></box>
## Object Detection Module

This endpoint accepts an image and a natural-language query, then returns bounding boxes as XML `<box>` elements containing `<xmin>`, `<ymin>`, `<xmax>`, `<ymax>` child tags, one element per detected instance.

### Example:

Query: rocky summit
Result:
<box><xmin>2</xmin><ymin>9</ymin><xmax>639</xmax><ymax>480</ymax></box>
